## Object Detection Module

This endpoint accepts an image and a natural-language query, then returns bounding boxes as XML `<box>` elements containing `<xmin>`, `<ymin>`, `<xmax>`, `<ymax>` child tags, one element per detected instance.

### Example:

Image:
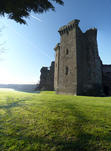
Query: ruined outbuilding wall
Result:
<box><xmin>38</xmin><ymin>61</ymin><xmax>55</xmax><ymax>91</ymax></box>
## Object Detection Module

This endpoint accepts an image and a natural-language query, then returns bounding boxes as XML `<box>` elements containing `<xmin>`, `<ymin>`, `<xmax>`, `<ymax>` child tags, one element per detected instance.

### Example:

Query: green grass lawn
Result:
<box><xmin>0</xmin><ymin>90</ymin><xmax>111</xmax><ymax>151</ymax></box>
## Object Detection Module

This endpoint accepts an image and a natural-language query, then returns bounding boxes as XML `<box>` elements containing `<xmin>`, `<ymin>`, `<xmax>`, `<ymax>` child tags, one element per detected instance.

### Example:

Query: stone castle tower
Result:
<box><xmin>54</xmin><ymin>20</ymin><xmax>104</xmax><ymax>96</ymax></box>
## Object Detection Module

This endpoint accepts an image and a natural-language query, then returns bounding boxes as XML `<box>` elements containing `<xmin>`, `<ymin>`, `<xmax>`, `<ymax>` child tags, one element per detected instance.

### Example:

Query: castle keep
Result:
<box><xmin>54</xmin><ymin>20</ymin><xmax>107</xmax><ymax>96</ymax></box>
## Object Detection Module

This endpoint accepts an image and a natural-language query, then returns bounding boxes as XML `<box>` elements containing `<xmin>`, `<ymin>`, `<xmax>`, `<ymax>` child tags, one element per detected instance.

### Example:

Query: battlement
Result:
<box><xmin>58</xmin><ymin>19</ymin><xmax>80</xmax><ymax>35</ymax></box>
<box><xmin>85</xmin><ymin>28</ymin><xmax>97</xmax><ymax>37</ymax></box>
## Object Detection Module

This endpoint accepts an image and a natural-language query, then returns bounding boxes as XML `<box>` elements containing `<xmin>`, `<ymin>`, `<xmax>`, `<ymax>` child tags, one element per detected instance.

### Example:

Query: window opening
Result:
<box><xmin>66</xmin><ymin>49</ymin><xmax>69</xmax><ymax>55</ymax></box>
<box><xmin>65</xmin><ymin>66</ymin><xmax>69</xmax><ymax>75</ymax></box>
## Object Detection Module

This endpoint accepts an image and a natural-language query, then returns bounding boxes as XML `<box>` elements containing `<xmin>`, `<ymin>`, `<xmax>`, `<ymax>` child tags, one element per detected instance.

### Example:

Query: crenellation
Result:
<box><xmin>58</xmin><ymin>19</ymin><xmax>80</xmax><ymax>35</ymax></box>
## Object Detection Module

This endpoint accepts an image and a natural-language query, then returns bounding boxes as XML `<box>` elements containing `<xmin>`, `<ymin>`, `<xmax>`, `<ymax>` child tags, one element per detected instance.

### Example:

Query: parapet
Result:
<box><xmin>103</xmin><ymin>65</ymin><xmax>111</xmax><ymax>73</ymax></box>
<box><xmin>58</xmin><ymin>19</ymin><xmax>80</xmax><ymax>35</ymax></box>
<box><xmin>85</xmin><ymin>28</ymin><xmax>97</xmax><ymax>37</ymax></box>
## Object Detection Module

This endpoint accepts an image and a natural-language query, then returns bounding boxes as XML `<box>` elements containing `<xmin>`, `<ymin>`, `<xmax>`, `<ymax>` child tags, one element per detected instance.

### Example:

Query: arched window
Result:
<box><xmin>65</xmin><ymin>66</ymin><xmax>69</xmax><ymax>75</ymax></box>
<box><xmin>66</xmin><ymin>49</ymin><xmax>69</xmax><ymax>55</ymax></box>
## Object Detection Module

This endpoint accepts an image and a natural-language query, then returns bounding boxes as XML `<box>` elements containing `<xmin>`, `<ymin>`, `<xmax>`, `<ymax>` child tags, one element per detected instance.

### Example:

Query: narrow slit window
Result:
<box><xmin>65</xmin><ymin>66</ymin><xmax>69</xmax><ymax>75</ymax></box>
<box><xmin>66</xmin><ymin>49</ymin><xmax>69</xmax><ymax>55</ymax></box>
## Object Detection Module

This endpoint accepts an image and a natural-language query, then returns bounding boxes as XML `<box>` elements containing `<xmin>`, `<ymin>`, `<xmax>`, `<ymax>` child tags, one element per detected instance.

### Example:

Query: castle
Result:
<box><xmin>37</xmin><ymin>20</ymin><xmax>111</xmax><ymax>96</ymax></box>
<box><xmin>54</xmin><ymin>20</ymin><xmax>111</xmax><ymax>96</ymax></box>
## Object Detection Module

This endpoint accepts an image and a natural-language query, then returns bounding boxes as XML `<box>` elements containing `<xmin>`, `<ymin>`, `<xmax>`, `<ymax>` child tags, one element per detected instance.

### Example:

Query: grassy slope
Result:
<box><xmin>0</xmin><ymin>91</ymin><xmax>111</xmax><ymax>151</ymax></box>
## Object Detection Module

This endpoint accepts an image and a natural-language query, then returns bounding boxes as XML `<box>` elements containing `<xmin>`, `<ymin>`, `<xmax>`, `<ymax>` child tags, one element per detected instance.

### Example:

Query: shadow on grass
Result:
<box><xmin>0</xmin><ymin>121</ymin><xmax>110</xmax><ymax>151</ymax></box>
<box><xmin>0</xmin><ymin>99</ymin><xmax>111</xmax><ymax>150</ymax></box>
<box><xmin>40</xmin><ymin>103</ymin><xmax>111</xmax><ymax>151</ymax></box>
<box><xmin>13</xmin><ymin>89</ymin><xmax>40</xmax><ymax>93</ymax></box>
<box><xmin>0</xmin><ymin>97</ymin><xmax>29</xmax><ymax>122</ymax></box>
<box><xmin>0</xmin><ymin>97</ymin><xmax>26</xmax><ymax>110</ymax></box>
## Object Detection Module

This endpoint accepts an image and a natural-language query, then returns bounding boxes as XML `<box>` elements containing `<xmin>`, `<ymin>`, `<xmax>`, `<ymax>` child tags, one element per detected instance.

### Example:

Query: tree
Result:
<box><xmin>0</xmin><ymin>0</ymin><xmax>64</xmax><ymax>24</ymax></box>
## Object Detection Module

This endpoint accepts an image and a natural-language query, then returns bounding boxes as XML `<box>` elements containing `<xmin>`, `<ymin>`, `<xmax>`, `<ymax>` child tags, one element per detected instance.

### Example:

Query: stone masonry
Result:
<box><xmin>54</xmin><ymin>19</ymin><xmax>111</xmax><ymax>96</ymax></box>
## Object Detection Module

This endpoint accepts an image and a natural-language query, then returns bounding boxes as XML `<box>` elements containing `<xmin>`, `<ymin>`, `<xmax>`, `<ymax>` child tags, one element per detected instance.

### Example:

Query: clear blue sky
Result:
<box><xmin>0</xmin><ymin>0</ymin><xmax>111</xmax><ymax>84</ymax></box>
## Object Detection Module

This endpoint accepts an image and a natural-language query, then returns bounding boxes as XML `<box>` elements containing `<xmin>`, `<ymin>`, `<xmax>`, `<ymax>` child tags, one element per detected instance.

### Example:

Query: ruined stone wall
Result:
<box><xmin>38</xmin><ymin>61</ymin><xmax>55</xmax><ymax>91</ymax></box>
